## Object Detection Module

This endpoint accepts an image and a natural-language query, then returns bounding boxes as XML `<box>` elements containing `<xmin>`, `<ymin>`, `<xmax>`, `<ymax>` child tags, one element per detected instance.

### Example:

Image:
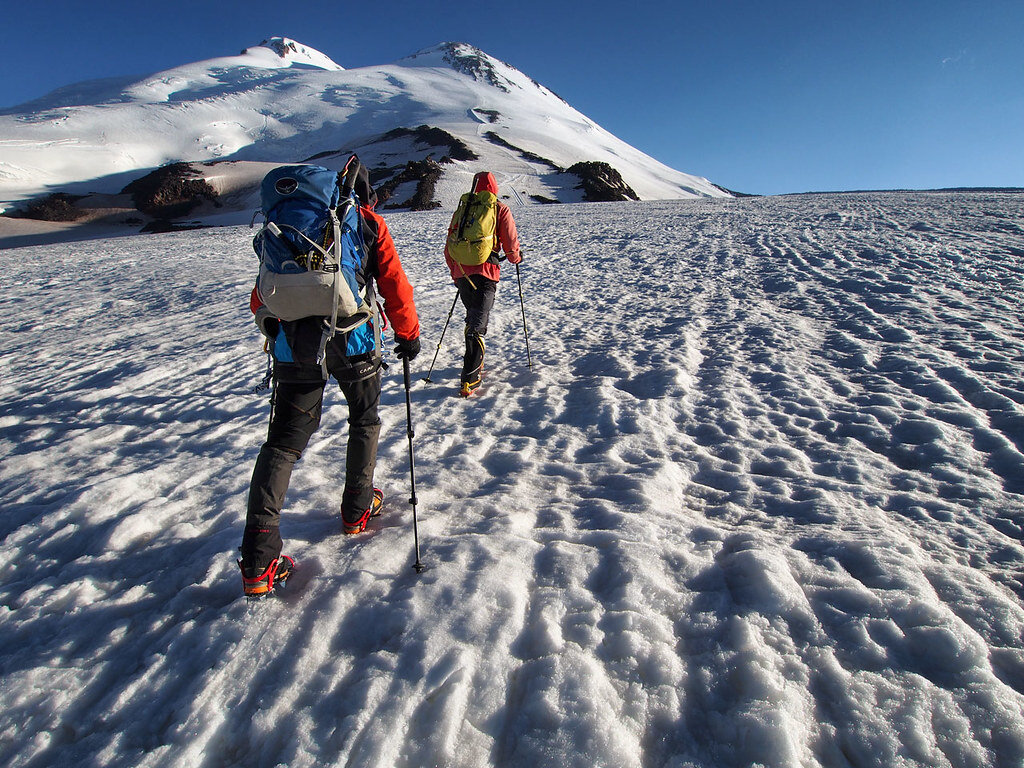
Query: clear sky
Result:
<box><xmin>2</xmin><ymin>0</ymin><xmax>1021</xmax><ymax>195</ymax></box>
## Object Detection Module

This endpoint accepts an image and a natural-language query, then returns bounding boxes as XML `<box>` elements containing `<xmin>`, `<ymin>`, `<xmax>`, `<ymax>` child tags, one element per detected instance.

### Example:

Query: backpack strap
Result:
<box><xmin>352</xmin><ymin>202</ymin><xmax>384</xmax><ymax>360</ymax></box>
<box><xmin>456</xmin><ymin>261</ymin><xmax>478</xmax><ymax>291</ymax></box>
<box><xmin>367</xmin><ymin>282</ymin><xmax>382</xmax><ymax>360</ymax></box>
<box><xmin>456</xmin><ymin>193</ymin><xmax>474</xmax><ymax>241</ymax></box>
<box><xmin>318</xmin><ymin>159</ymin><xmax>364</xmax><ymax>374</ymax></box>
<box><xmin>327</xmin><ymin>204</ymin><xmax>345</xmax><ymax>337</ymax></box>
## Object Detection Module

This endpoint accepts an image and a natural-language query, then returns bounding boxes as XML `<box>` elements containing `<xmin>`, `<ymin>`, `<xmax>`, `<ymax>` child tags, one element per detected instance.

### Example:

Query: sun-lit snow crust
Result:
<box><xmin>1</xmin><ymin>192</ymin><xmax>1023</xmax><ymax>766</ymax></box>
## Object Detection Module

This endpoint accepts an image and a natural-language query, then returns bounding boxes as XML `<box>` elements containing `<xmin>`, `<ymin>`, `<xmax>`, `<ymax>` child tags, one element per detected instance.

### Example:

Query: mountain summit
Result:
<box><xmin>0</xmin><ymin>39</ymin><xmax>728</xmax><ymax>232</ymax></box>
<box><xmin>398</xmin><ymin>42</ymin><xmax>548</xmax><ymax>96</ymax></box>
<box><xmin>242</xmin><ymin>37</ymin><xmax>345</xmax><ymax>71</ymax></box>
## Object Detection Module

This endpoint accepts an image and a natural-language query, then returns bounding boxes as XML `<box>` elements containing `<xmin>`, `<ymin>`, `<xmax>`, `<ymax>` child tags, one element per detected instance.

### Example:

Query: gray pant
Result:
<box><xmin>457</xmin><ymin>276</ymin><xmax>497</xmax><ymax>383</ymax></box>
<box><xmin>242</xmin><ymin>370</ymin><xmax>381</xmax><ymax>569</ymax></box>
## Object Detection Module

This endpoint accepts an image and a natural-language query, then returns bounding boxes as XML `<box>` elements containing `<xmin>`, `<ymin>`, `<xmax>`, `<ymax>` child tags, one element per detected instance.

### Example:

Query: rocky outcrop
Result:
<box><xmin>256</xmin><ymin>38</ymin><xmax>302</xmax><ymax>58</ymax></box>
<box><xmin>374</xmin><ymin>125</ymin><xmax>478</xmax><ymax>162</ymax></box>
<box><xmin>4</xmin><ymin>193</ymin><xmax>86</xmax><ymax>222</ymax></box>
<box><xmin>376</xmin><ymin>159</ymin><xmax>444</xmax><ymax>211</ymax></box>
<box><xmin>566</xmin><ymin>162</ymin><xmax>639</xmax><ymax>202</ymax></box>
<box><xmin>473</xmin><ymin>108</ymin><xmax>501</xmax><ymax>124</ymax></box>
<box><xmin>121</xmin><ymin>163</ymin><xmax>219</xmax><ymax>219</ymax></box>
<box><xmin>440</xmin><ymin>43</ymin><xmax>518</xmax><ymax>93</ymax></box>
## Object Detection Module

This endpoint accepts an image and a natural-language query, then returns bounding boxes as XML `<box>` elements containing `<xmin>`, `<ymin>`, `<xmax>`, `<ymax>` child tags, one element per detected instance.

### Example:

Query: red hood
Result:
<box><xmin>472</xmin><ymin>171</ymin><xmax>498</xmax><ymax>195</ymax></box>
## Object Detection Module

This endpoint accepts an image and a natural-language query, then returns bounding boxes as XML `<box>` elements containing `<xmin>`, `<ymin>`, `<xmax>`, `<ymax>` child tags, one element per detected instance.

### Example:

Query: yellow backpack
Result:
<box><xmin>446</xmin><ymin>191</ymin><xmax>498</xmax><ymax>265</ymax></box>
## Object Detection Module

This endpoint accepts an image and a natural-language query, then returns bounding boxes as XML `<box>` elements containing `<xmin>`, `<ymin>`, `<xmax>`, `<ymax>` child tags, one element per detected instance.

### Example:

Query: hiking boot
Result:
<box><xmin>459</xmin><ymin>378</ymin><xmax>482</xmax><ymax>397</ymax></box>
<box><xmin>239</xmin><ymin>555</ymin><xmax>295</xmax><ymax>598</ymax></box>
<box><xmin>343</xmin><ymin>488</ymin><xmax>384</xmax><ymax>535</ymax></box>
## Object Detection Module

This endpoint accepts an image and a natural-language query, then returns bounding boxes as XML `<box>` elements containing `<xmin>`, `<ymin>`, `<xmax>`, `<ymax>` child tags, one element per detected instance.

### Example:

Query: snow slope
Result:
<box><xmin>1</xmin><ymin>192</ymin><xmax>1023</xmax><ymax>767</ymax></box>
<box><xmin>0</xmin><ymin>40</ymin><xmax>724</xmax><ymax>212</ymax></box>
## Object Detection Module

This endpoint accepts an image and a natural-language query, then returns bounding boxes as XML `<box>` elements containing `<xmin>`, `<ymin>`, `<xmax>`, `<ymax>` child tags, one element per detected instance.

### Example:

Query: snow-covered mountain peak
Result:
<box><xmin>399</xmin><ymin>42</ymin><xmax>526</xmax><ymax>93</ymax></box>
<box><xmin>241</xmin><ymin>37</ymin><xmax>344</xmax><ymax>70</ymax></box>
<box><xmin>0</xmin><ymin>38</ymin><xmax>730</xmax><ymax>228</ymax></box>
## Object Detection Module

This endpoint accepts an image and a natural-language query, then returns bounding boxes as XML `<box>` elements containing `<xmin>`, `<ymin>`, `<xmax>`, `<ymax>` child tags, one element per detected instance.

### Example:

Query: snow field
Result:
<box><xmin>1</xmin><ymin>192</ymin><xmax>1023</xmax><ymax>767</ymax></box>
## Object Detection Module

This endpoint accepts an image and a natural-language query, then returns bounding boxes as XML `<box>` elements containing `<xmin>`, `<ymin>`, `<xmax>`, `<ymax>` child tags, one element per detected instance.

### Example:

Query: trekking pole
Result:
<box><xmin>403</xmin><ymin>356</ymin><xmax>426</xmax><ymax>574</ymax></box>
<box><xmin>423</xmin><ymin>290</ymin><xmax>460</xmax><ymax>383</ymax></box>
<box><xmin>515</xmin><ymin>262</ymin><xmax>532</xmax><ymax>370</ymax></box>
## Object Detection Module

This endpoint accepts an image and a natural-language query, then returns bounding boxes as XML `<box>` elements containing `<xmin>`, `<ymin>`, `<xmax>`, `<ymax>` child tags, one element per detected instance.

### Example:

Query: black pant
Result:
<box><xmin>457</xmin><ymin>276</ymin><xmax>497</xmax><ymax>383</ymax></box>
<box><xmin>241</xmin><ymin>370</ymin><xmax>381</xmax><ymax>569</ymax></box>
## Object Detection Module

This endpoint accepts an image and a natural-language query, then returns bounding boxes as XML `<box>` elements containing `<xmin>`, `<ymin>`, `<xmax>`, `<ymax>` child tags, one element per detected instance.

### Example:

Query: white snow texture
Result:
<box><xmin>1</xmin><ymin>191</ymin><xmax>1024</xmax><ymax>767</ymax></box>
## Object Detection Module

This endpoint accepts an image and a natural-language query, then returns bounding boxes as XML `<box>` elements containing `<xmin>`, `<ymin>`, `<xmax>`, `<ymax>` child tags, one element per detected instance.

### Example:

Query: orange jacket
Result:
<box><xmin>444</xmin><ymin>172</ymin><xmax>521</xmax><ymax>283</ymax></box>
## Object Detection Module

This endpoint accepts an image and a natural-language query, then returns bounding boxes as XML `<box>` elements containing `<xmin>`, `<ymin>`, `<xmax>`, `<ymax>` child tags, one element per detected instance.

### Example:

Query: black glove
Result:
<box><xmin>395</xmin><ymin>336</ymin><xmax>421</xmax><ymax>360</ymax></box>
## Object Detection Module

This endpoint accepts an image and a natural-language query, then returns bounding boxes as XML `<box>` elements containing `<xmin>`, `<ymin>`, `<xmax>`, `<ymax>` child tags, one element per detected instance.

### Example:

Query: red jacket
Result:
<box><xmin>362</xmin><ymin>205</ymin><xmax>419</xmax><ymax>341</ymax></box>
<box><xmin>444</xmin><ymin>172</ymin><xmax>521</xmax><ymax>283</ymax></box>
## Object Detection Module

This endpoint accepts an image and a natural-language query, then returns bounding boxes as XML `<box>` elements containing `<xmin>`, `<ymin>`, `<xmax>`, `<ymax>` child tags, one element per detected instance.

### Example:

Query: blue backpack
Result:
<box><xmin>252</xmin><ymin>161</ymin><xmax>375</xmax><ymax>345</ymax></box>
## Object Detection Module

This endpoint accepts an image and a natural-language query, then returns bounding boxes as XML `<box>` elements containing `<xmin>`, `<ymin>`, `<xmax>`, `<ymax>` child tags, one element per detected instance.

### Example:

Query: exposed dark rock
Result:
<box><xmin>3</xmin><ymin>193</ymin><xmax>87</xmax><ymax>222</ymax></box>
<box><xmin>566</xmin><ymin>161</ymin><xmax>639</xmax><ymax>202</ymax></box>
<box><xmin>529</xmin><ymin>80</ymin><xmax>569</xmax><ymax>104</ymax></box>
<box><xmin>369</xmin><ymin>165</ymin><xmax>403</xmax><ymax>186</ymax></box>
<box><xmin>483</xmin><ymin>132</ymin><xmax>562</xmax><ymax>171</ymax></box>
<box><xmin>529</xmin><ymin>194</ymin><xmax>560</xmax><ymax>204</ymax></box>
<box><xmin>247</xmin><ymin>38</ymin><xmax>302</xmax><ymax>59</ymax></box>
<box><xmin>375</xmin><ymin>125</ymin><xmax>478</xmax><ymax>162</ymax></box>
<box><xmin>711</xmin><ymin>183</ymin><xmax>748</xmax><ymax>197</ymax></box>
<box><xmin>376</xmin><ymin>159</ymin><xmax>444</xmax><ymax>211</ymax></box>
<box><xmin>122</xmin><ymin>163</ymin><xmax>219</xmax><ymax>219</ymax></box>
<box><xmin>474</xmin><ymin>108</ymin><xmax>501</xmax><ymax>123</ymax></box>
<box><xmin>440</xmin><ymin>43</ymin><xmax>518</xmax><ymax>93</ymax></box>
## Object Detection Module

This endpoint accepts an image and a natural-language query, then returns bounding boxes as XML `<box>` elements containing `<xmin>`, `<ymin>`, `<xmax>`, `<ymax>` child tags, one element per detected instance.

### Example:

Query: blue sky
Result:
<box><xmin>2</xmin><ymin>0</ymin><xmax>1021</xmax><ymax>195</ymax></box>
